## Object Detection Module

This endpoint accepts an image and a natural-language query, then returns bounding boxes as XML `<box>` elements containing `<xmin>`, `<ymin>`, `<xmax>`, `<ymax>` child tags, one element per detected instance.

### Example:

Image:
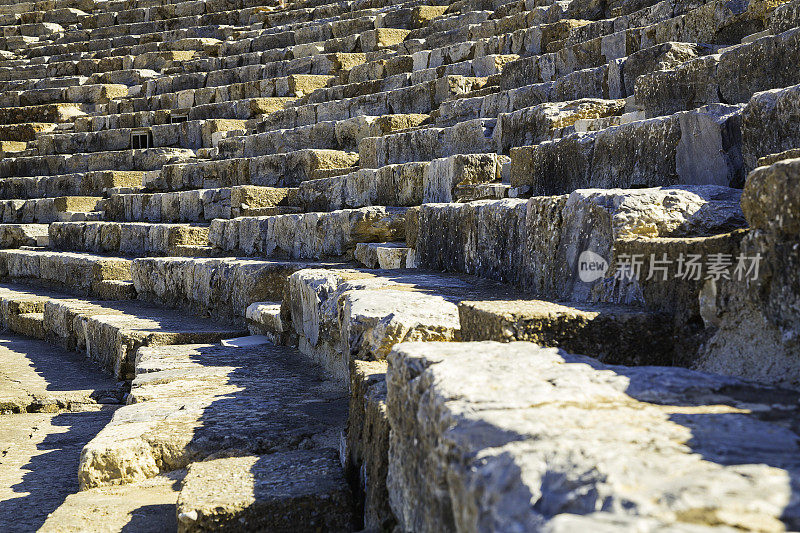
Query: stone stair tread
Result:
<box><xmin>0</xmin><ymin>331</ymin><xmax>124</xmax><ymax>413</ymax></box>
<box><xmin>458</xmin><ymin>298</ymin><xmax>675</xmax><ymax>366</ymax></box>
<box><xmin>387</xmin><ymin>341</ymin><xmax>800</xmax><ymax>531</ymax></box>
<box><xmin>0</xmin><ymin>282</ymin><xmax>247</xmax><ymax>379</ymax></box>
<box><xmin>133</xmin><ymin>255</ymin><xmax>349</xmax><ymax>320</ymax></box>
<box><xmin>176</xmin><ymin>450</ymin><xmax>353</xmax><ymax>531</ymax></box>
<box><xmin>0</xmin><ymin>248</ymin><xmax>133</xmax><ymax>298</ymax></box>
<box><xmin>38</xmin><ymin>472</ymin><xmax>182</xmax><ymax>533</ymax></box>
<box><xmin>80</xmin><ymin>341</ymin><xmax>348</xmax><ymax>490</ymax></box>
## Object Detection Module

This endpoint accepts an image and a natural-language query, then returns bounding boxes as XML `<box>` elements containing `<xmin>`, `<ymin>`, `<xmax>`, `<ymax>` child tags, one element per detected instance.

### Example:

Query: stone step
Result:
<box><xmin>0</xmin><ymin>121</ymin><xmax>58</xmax><ymax>142</ymax></box>
<box><xmin>0</xmin><ymin>196</ymin><xmax>102</xmax><ymax>224</ymax></box>
<box><xmin>258</xmin><ymin>74</ymin><xmax>490</xmax><ymax>133</ymax></box>
<box><xmin>216</xmin><ymin>113</ymin><xmax>429</xmax><ymax>158</ymax></box>
<box><xmin>36</xmin><ymin>118</ymin><xmax>248</xmax><ymax>155</ymax></box>
<box><xmin>499</xmin><ymin>0</ymin><xmax>786</xmax><ymax>92</ymax></box>
<box><xmin>0</xmin><ymin>282</ymin><xmax>246</xmax><ymax>379</ymax></box>
<box><xmin>140</xmin><ymin>51</ymin><xmax>366</xmax><ymax>99</ymax></box>
<box><xmin>0</xmin><ymin>83</ymin><xmax>128</xmax><ymax>108</ymax></box>
<box><xmin>344</xmin><ymin>359</ymin><xmax>392</xmax><ymax>530</ymax></box>
<box><xmin>413</xmin><ymin>186</ymin><xmax>745</xmax><ymax>295</ymax></box>
<box><xmin>0</xmin><ymin>331</ymin><xmax>124</xmax><ymax>413</ymax></box>
<box><xmin>0</xmin><ymin>147</ymin><xmax>195</xmax><ymax>178</ymax></box>
<box><xmin>176</xmin><ymin>451</ymin><xmax>354</xmax><ymax>531</ymax></box>
<box><xmin>285</xmin><ymin>267</ymin><xmax>521</xmax><ymax>381</ymax></box>
<box><xmin>458</xmin><ymin>299</ymin><xmax>675</xmax><ymax>365</ymax></box>
<box><xmin>358</xmin><ymin>118</ymin><xmax>497</xmax><ymax>168</ymax></box>
<box><xmin>79</xmin><ymin>341</ymin><xmax>348</xmax><ymax>489</ymax></box>
<box><xmin>152</xmin><ymin>148</ymin><xmax>358</xmax><ymax>191</ymax></box>
<box><xmin>636</xmin><ymin>26</ymin><xmax>800</xmax><ymax>118</ymax></box>
<box><xmin>245</xmin><ymin>300</ymin><xmax>294</xmax><ymax>343</ymax></box>
<box><xmin>741</xmin><ymin>82</ymin><xmax>800</xmax><ymax>172</ymax></box>
<box><xmin>696</xmin><ymin>155</ymin><xmax>800</xmax><ymax>388</ymax></box>
<box><xmin>0</xmin><ymin>102</ymin><xmax>87</xmax><ymax>124</ymax></box>
<box><xmin>0</xmin><ymin>223</ymin><xmax>48</xmax><ymax>248</ymax></box>
<box><xmin>104</xmin><ymin>185</ymin><xmax>299</xmax><ymax>222</ymax></box>
<box><xmin>88</xmin><ymin>96</ymin><xmax>288</xmax><ymax>131</ymax></box>
<box><xmin>387</xmin><ymin>340</ymin><xmax>800</xmax><ymax>531</ymax></box>
<box><xmin>354</xmin><ymin>241</ymin><xmax>411</xmax><ymax>268</ymax></box>
<box><xmin>209</xmin><ymin>206</ymin><xmax>407</xmax><ymax>260</ymax></box>
<box><xmin>39</xmin><ymin>474</ymin><xmax>182</xmax><ymax>533</ymax></box>
<box><xmin>0</xmin><ymin>170</ymin><xmax>144</xmax><ymax>200</ymax></box>
<box><xmin>0</xmin><ymin>248</ymin><xmax>132</xmax><ymax>298</ymax></box>
<box><xmin>0</xmin><ymin>406</ymin><xmax>133</xmax><ymax>531</ymax></box>
<box><xmin>115</xmin><ymin>74</ymin><xmax>333</xmax><ymax>116</ymax></box>
<box><xmin>132</xmin><ymin>255</ymin><xmax>347</xmax><ymax>321</ymax></box>
<box><xmin>510</xmin><ymin>103</ymin><xmax>746</xmax><ymax>194</ymax></box>
<box><xmin>49</xmin><ymin>221</ymin><xmax>210</xmax><ymax>256</ymax></box>
<box><xmin>297</xmin><ymin>153</ymin><xmax>505</xmax><ymax>211</ymax></box>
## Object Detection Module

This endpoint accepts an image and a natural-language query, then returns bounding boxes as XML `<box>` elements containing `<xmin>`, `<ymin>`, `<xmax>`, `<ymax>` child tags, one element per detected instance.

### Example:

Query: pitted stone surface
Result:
<box><xmin>0</xmin><ymin>0</ymin><xmax>797</xmax><ymax>527</ymax></box>
<box><xmin>80</xmin><ymin>342</ymin><xmax>347</xmax><ymax>489</ymax></box>
<box><xmin>176</xmin><ymin>451</ymin><xmax>353</xmax><ymax>532</ymax></box>
<box><xmin>387</xmin><ymin>341</ymin><xmax>800</xmax><ymax>532</ymax></box>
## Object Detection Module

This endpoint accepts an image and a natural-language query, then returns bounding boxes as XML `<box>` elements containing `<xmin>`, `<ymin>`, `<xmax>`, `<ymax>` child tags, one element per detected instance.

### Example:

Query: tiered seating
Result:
<box><xmin>0</xmin><ymin>0</ymin><xmax>799</xmax><ymax>529</ymax></box>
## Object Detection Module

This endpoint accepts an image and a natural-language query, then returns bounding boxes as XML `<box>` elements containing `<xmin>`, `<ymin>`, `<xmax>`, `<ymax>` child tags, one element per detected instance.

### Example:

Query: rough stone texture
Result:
<box><xmin>176</xmin><ymin>451</ymin><xmax>353</xmax><ymax>532</ymax></box>
<box><xmin>49</xmin><ymin>221</ymin><xmax>210</xmax><ymax>256</ymax></box>
<box><xmin>79</xmin><ymin>343</ymin><xmax>346</xmax><ymax>488</ymax></box>
<box><xmin>0</xmin><ymin>332</ymin><xmax>123</xmax><ymax>413</ymax></box>
<box><xmin>414</xmin><ymin>186</ymin><xmax>746</xmax><ymax>300</ymax></box>
<box><xmin>287</xmin><ymin>269</ymin><xmax>518</xmax><ymax>382</ymax></box>
<box><xmin>0</xmin><ymin>249</ymin><xmax>131</xmax><ymax>297</ymax></box>
<box><xmin>210</xmin><ymin>206</ymin><xmax>407</xmax><ymax>260</ymax></box>
<box><xmin>2</xmin><ymin>282</ymin><xmax>251</xmax><ymax>381</ymax></box>
<box><xmin>38</xmin><ymin>473</ymin><xmax>182</xmax><ymax>533</ymax></box>
<box><xmin>511</xmin><ymin>104</ymin><xmax>745</xmax><ymax>194</ymax></box>
<box><xmin>698</xmin><ymin>158</ymin><xmax>800</xmax><ymax>387</ymax></box>
<box><xmin>388</xmin><ymin>341</ymin><xmax>800</xmax><ymax>532</ymax></box>
<box><xmin>458</xmin><ymin>299</ymin><xmax>675</xmax><ymax>366</ymax></box>
<box><xmin>525</xmin><ymin>186</ymin><xmax>746</xmax><ymax>301</ymax></box>
<box><xmin>132</xmin><ymin>256</ymin><xmax>345</xmax><ymax>320</ymax></box>
<box><xmin>0</xmin><ymin>224</ymin><xmax>48</xmax><ymax>248</ymax></box>
<box><xmin>0</xmin><ymin>0</ymin><xmax>798</xmax><ymax>525</ymax></box>
<box><xmin>741</xmin><ymin>83</ymin><xmax>800</xmax><ymax>172</ymax></box>
<box><xmin>415</xmin><ymin>199</ymin><xmax>530</xmax><ymax>286</ymax></box>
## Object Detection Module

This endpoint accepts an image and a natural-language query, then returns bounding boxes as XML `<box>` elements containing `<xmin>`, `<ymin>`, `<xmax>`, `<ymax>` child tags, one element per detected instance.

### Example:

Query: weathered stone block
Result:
<box><xmin>387</xmin><ymin>341</ymin><xmax>800</xmax><ymax>532</ymax></box>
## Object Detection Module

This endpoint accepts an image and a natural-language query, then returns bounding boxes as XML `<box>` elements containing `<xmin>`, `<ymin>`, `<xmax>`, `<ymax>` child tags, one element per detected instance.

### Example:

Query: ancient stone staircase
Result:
<box><xmin>0</xmin><ymin>0</ymin><xmax>798</xmax><ymax>529</ymax></box>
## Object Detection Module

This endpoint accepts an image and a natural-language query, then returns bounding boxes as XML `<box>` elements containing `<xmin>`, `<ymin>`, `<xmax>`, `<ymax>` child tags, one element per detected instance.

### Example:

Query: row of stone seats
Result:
<box><xmin>0</xmin><ymin>0</ymin><xmax>799</xmax><ymax>527</ymax></box>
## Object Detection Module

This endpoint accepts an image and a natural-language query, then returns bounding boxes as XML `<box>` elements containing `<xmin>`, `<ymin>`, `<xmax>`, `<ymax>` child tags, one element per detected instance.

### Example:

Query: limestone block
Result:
<box><xmin>210</xmin><ymin>207</ymin><xmax>406</xmax><ymax>260</ymax></box>
<box><xmin>416</xmin><ymin>199</ymin><xmax>529</xmax><ymax>285</ymax></box>
<box><xmin>524</xmin><ymin>186</ymin><xmax>746</xmax><ymax>301</ymax></box>
<box><xmin>360</xmin><ymin>28</ymin><xmax>411</xmax><ymax>52</ymax></box>
<box><xmin>458</xmin><ymin>299</ymin><xmax>674</xmax><ymax>365</ymax></box>
<box><xmin>132</xmin><ymin>256</ymin><xmax>343</xmax><ymax>320</ymax></box>
<box><xmin>387</xmin><ymin>341</ymin><xmax>800</xmax><ymax>532</ymax></box>
<box><xmin>345</xmin><ymin>360</ymin><xmax>394</xmax><ymax>531</ymax></box>
<box><xmin>176</xmin><ymin>451</ymin><xmax>352</xmax><ymax>533</ymax></box>
<box><xmin>512</xmin><ymin>105</ymin><xmax>744</xmax><ymax>193</ymax></box>
<box><xmin>699</xmin><ymin>158</ymin><xmax>800</xmax><ymax>387</ymax></box>
<box><xmin>0</xmin><ymin>249</ymin><xmax>130</xmax><ymax>296</ymax></box>
<box><xmin>422</xmin><ymin>153</ymin><xmax>504</xmax><ymax>203</ymax></box>
<box><xmin>741</xmin><ymin>83</ymin><xmax>800</xmax><ymax>172</ymax></box>
<box><xmin>298</xmin><ymin>162</ymin><xmax>426</xmax><ymax>211</ymax></box>
<box><xmin>79</xmin><ymin>342</ymin><xmax>343</xmax><ymax>485</ymax></box>
<box><xmin>497</xmin><ymin>98</ymin><xmax>625</xmax><ymax>153</ymax></box>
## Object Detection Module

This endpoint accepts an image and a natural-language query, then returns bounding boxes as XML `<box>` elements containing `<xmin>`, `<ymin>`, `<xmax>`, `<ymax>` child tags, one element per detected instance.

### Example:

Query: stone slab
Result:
<box><xmin>79</xmin><ymin>342</ymin><xmax>347</xmax><ymax>488</ymax></box>
<box><xmin>388</xmin><ymin>341</ymin><xmax>800</xmax><ymax>532</ymax></box>
<box><xmin>176</xmin><ymin>451</ymin><xmax>353</xmax><ymax>532</ymax></box>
